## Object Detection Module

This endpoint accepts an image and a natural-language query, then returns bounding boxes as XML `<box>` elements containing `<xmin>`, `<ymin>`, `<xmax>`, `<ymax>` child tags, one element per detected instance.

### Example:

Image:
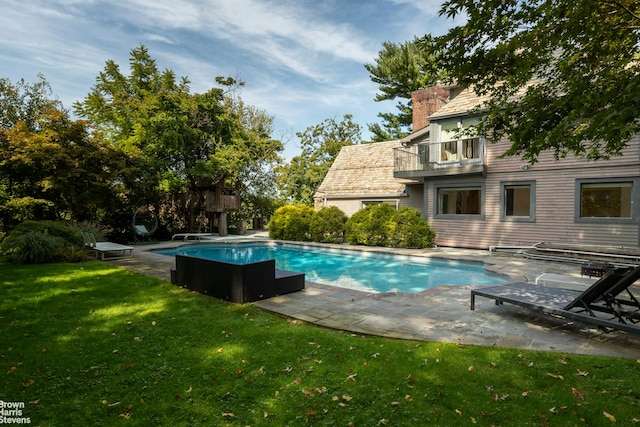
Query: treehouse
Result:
<box><xmin>196</xmin><ymin>180</ymin><xmax>241</xmax><ymax>236</ymax></box>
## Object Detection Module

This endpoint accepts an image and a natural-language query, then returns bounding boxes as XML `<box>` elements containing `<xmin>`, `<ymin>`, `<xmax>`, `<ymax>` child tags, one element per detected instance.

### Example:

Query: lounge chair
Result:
<box><xmin>83</xmin><ymin>232</ymin><xmax>134</xmax><ymax>261</ymax></box>
<box><xmin>470</xmin><ymin>266</ymin><xmax>640</xmax><ymax>334</ymax></box>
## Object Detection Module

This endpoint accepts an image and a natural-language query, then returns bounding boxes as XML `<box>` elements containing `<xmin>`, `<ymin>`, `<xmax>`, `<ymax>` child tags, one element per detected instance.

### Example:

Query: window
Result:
<box><xmin>362</xmin><ymin>200</ymin><xmax>398</xmax><ymax>209</ymax></box>
<box><xmin>580</xmin><ymin>182</ymin><xmax>632</xmax><ymax>218</ymax></box>
<box><xmin>501</xmin><ymin>181</ymin><xmax>535</xmax><ymax>222</ymax></box>
<box><xmin>437</xmin><ymin>187</ymin><xmax>482</xmax><ymax>215</ymax></box>
<box><xmin>435</xmin><ymin>118</ymin><xmax>483</xmax><ymax>164</ymax></box>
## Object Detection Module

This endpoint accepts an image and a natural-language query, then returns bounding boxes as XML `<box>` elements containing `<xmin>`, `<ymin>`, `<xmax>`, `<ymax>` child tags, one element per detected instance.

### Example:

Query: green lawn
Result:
<box><xmin>1</xmin><ymin>261</ymin><xmax>638</xmax><ymax>426</ymax></box>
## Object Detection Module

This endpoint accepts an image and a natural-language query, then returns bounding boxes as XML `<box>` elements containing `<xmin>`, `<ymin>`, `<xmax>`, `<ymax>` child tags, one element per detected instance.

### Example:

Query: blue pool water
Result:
<box><xmin>153</xmin><ymin>242</ymin><xmax>507</xmax><ymax>294</ymax></box>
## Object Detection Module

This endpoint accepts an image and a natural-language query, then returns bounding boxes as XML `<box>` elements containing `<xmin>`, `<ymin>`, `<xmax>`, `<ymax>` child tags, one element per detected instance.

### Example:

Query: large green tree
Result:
<box><xmin>436</xmin><ymin>0</ymin><xmax>640</xmax><ymax>163</ymax></box>
<box><xmin>222</xmin><ymin>88</ymin><xmax>284</xmax><ymax>226</ymax></box>
<box><xmin>0</xmin><ymin>74</ymin><xmax>59</xmax><ymax>131</ymax></box>
<box><xmin>364</xmin><ymin>36</ymin><xmax>445</xmax><ymax>141</ymax></box>
<box><xmin>279</xmin><ymin>115</ymin><xmax>361</xmax><ymax>206</ymax></box>
<box><xmin>74</xmin><ymin>46</ymin><xmax>282</xmax><ymax>232</ymax></box>
<box><xmin>0</xmin><ymin>90</ymin><xmax>128</xmax><ymax>228</ymax></box>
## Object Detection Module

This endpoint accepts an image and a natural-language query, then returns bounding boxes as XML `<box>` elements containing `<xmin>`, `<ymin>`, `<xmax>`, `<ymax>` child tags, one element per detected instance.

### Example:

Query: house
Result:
<box><xmin>315</xmin><ymin>84</ymin><xmax>640</xmax><ymax>249</ymax></box>
<box><xmin>313</xmin><ymin>141</ymin><xmax>423</xmax><ymax>215</ymax></box>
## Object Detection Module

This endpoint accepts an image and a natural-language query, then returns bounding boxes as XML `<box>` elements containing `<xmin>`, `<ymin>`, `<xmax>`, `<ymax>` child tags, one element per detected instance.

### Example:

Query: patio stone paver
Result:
<box><xmin>108</xmin><ymin>235</ymin><xmax>640</xmax><ymax>359</ymax></box>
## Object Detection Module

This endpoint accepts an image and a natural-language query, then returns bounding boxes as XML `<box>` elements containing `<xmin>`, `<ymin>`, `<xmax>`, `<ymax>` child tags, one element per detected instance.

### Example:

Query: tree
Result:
<box><xmin>222</xmin><ymin>88</ymin><xmax>284</xmax><ymax>227</ymax></box>
<box><xmin>364</xmin><ymin>36</ymin><xmax>445</xmax><ymax>141</ymax></box>
<box><xmin>74</xmin><ymin>45</ymin><xmax>283</xmax><ymax>232</ymax></box>
<box><xmin>436</xmin><ymin>0</ymin><xmax>640</xmax><ymax>163</ymax></box>
<box><xmin>278</xmin><ymin>115</ymin><xmax>361</xmax><ymax>206</ymax></box>
<box><xmin>0</xmin><ymin>103</ymin><xmax>129</xmax><ymax>228</ymax></box>
<box><xmin>0</xmin><ymin>74</ymin><xmax>60</xmax><ymax>131</ymax></box>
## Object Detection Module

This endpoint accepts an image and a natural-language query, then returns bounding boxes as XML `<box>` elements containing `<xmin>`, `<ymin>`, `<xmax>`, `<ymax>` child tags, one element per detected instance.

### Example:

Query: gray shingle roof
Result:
<box><xmin>314</xmin><ymin>141</ymin><xmax>408</xmax><ymax>197</ymax></box>
<box><xmin>428</xmin><ymin>87</ymin><xmax>489</xmax><ymax>120</ymax></box>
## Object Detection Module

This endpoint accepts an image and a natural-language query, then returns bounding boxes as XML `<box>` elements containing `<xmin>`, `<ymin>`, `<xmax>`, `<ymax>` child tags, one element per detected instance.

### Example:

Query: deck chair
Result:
<box><xmin>83</xmin><ymin>232</ymin><xmax>134</xmax><ymax>261</ymax></box>
<box><xmin>587</xmin><ymin>267</ymin><xmax>640</xmax><ymax>323</ymax></box>
<box><xmin>470</xmin><ymin>266</ymin><xmax>640</xmax><ymax>334</ymax></box>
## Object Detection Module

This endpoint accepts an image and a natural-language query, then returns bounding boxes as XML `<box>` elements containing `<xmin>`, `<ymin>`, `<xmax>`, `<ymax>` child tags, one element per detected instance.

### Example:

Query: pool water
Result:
<box><xmin>153</xmin><ymin>242</ymin><xmax>507</xmax><ymax>294</ymax></box>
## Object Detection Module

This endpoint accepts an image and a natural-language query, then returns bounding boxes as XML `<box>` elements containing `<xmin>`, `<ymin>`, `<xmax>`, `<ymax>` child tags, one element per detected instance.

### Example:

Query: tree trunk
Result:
<box><xmin>218</xmin><ymin>212</ymin><xmax>228</xmax><ymax>236</ymax></box>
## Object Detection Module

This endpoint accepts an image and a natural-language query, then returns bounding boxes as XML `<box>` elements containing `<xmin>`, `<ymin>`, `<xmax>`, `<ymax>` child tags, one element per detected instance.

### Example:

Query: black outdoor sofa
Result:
<box><xmin>470</xmin><ymin>266</ymin><xmax>640</xmax><ymax>334</ymax></box>
<box><xmin>172</xmin><ymin>254</ymin><xmax>305</xmax><ymax>303</ymax></box>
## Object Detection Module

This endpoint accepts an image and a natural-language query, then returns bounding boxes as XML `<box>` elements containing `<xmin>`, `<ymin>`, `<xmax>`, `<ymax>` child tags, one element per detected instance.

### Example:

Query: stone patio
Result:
<box><xmin>108</xmin><ymin>234</ymin><xmax>640</xmax><ymax>359</ymax></box>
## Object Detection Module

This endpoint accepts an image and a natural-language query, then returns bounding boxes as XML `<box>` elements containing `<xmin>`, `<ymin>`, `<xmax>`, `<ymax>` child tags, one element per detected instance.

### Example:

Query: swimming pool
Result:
<box><xmin>153</xmin><ymin>242</ymin><xmax>507</xmax><ymax>294</ymax></box>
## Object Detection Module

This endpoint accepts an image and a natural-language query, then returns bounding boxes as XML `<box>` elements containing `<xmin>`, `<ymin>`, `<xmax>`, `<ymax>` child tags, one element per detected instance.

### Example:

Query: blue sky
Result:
<box><xmin>1</xmin><ymin>0</ymin><xmax>457</xmax><ymax>159</ymax></box>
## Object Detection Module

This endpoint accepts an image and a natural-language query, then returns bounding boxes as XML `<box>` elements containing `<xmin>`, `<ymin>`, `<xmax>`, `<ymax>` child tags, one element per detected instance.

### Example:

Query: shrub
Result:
<box><xmin>346</xmin><ymin>204</ymin><xmax>436</xmax><ymax>248</ymax></box>
<box><xmin>1</xmin><ymin>231</ymin><xmax>65</xmax><ymax>264</ymax></box>
<box><xmin>310</xmin><ymin>206</ymin><xmax>348</xmax><ymax>243</ymax></box>
<box><xmin>346</xmin><ymin>203</ymin><xmax>395</xmax><ymax>246</ymax></box>
<box><xmin>0</xmin><ymin>220</ymin><xmax>86</xmax><ymax>263</ymax></box>
<box><xmin>389</xmin><ymin>207</ymin><xmax>436</xmax><ymax>248</ymax></box>
<box><xmin>268</xmin><ymin>205</ymin><xmax>315</xmax><ymax>241</ymax></box>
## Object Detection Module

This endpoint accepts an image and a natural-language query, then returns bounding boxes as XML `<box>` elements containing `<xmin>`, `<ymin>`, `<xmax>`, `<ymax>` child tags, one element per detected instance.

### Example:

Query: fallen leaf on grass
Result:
<box><xmin>22</xmin><ymin>379</ymin><xmax>35</xmax><ymax>387</ymax></box>
<box><xmin>576</xmin><ymin>369</ymin><xmax>589</xmax><ymax>377</ymax></box>
<box><xmin>346</xmin><ymin>374</ymin><xmax>357</xmax><ymax>382</ymax></box>
<box><xmin>603</xmin><ymin>411</ymin><xmax>616</xmax><ymax>422</ymax></box>
<box><xmin>222</xmin><ymin>413</ymin><xmax>234</xmax><ymax>417</ymax></box>
<box><xmin>378</xmin><ymin>419</ymin><xmax>389</xmax><ymax>425</ymax></box>
<box><xmin>7</xmin><ymin>366</ymin><xmax>16</xmax><ymax>374</ymax></box>
<box><xmin>572</xmin><ymin>387</ymin><xmax>585</xmax><ymax>400</ymax></box>
<box><xmin>455</xmin><ymin>409</ymin><xmax>462</xmax><ymax>416</ymax></box>
<box><xmin>547</xmin><ymin>373</ymin><xmax>564</xmax><ymax>380</ymax></box>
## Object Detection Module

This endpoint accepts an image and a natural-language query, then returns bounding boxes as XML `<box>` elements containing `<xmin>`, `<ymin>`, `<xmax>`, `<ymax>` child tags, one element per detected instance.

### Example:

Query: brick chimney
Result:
<box><xmin>411</xmin><ymin>84</ymin><xmax>451</xmax><ymax>132</ymax></box>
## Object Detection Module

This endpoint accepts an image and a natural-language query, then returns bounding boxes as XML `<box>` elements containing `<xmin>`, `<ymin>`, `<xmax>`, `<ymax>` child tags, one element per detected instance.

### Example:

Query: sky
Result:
<box><xmin>1</xmin><ymin>0</ymin><xmax>458</xmax><ymax>159</ymax></box>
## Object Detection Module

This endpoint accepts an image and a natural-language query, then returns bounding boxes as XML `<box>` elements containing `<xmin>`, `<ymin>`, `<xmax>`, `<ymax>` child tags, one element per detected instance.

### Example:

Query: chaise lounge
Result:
<box><xmin>82</xmin><ymin>232</ymin><xmax>134</xmax><ymax>260</ymax></box>
<box><xmin>470</xmin><ymin>266</ymin><xmax>640</xmax><ymax>334</ymax></box>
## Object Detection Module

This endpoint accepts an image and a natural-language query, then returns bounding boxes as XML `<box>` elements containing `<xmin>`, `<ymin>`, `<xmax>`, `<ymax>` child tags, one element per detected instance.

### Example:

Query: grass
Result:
<box><xmin>1</xmin><ymin>261</ymin><xmax>639</xmax><ymax>426</ymax></box>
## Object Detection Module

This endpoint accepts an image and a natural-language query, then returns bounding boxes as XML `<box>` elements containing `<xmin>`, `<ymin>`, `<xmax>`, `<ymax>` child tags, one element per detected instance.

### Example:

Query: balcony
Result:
<box><xmin>393</xmin><ymin>139</ymin><xmax>486</xmax><ymax>179</ymax></box>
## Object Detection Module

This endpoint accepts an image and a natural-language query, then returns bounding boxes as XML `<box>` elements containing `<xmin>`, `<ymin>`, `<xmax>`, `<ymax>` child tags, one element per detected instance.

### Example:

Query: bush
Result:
<box><xmin>310</xmin><ymin>206</ymin><xmax>348</xmax><ymax>243</ymax></box>
<box><xmin>268</xmin><ymin>205</ymin><xmax>315</xmax><ymax>241</ymax></box>
<box><xmin>1</xmin><ymin>230</ymin><xmax>65</xmax><ymax>264</ymax></box>
<box><xmin>345</xmin><ymin>203</ymin><xmax>395</xmax><ymax>246</ymax></box>
<box><xmin>389</xmin><ymin>207</ymin><xmax>436</xmax><ymax>248</ymax></box>
<box><xmin>346</xmin><ymin>204</ymin><xmax>436</xmax><ymax>248</ymax></box>
<box><xmin>0</xmin><ymin>220</ymin><xmax>86</xmax><ymax>263</ymax></box>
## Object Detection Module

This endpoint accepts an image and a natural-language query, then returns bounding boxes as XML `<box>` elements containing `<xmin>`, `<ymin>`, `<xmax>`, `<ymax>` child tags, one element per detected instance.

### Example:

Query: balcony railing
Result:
<box><xmin>393</xmin><ymin>140</ymin><xmax>485</xmax><ymax>177</ymax></box>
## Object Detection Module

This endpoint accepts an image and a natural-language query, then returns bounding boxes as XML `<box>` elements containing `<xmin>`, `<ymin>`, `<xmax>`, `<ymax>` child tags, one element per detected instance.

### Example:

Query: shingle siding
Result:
<box><xmin>315</xmin><ymin>86</ymin><xmax>640</xmax><ymax>250</ymax></box>
<box><xmin>428</xmin><ymin>136</ymin><xmax>640</xmax><ymax>249</ymax></box>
